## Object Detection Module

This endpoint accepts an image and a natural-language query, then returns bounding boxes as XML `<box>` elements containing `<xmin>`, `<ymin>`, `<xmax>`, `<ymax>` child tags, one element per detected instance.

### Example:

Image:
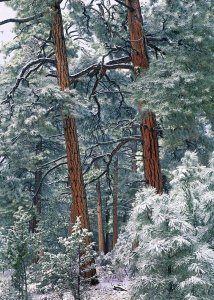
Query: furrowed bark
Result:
<box><xmin>141</xmin><ymin>112</ymin><xmax>163</xmax><ymax>194</ymax></box>
<box><xmin>126</xmin><ymin>0</ymin><xmax>149</xmax><ymax>69</ymax></box>
<box><xmin>52</xmin><ymin>2</ymin><xmax>96</xmax><ymax>280</ymax></box>
<box><xmin>63</xmin><ymin>117</ymin><xmax>90</xmax><ymax>230</ymax></box>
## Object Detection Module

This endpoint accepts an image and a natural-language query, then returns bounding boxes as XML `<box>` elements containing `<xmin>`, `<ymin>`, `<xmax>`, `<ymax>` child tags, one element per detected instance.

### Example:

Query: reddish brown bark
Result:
<box><xmin>63</xmin><ymin>117</ymin><xmax>90</xmax><ymax>230</ymax></box>
<box><xmin>141</xmin><ymin>112</ymin><xmax>163</xmax><ymax>194</ymax></box>
<box><xmin>52</xmin><ymin>2</ymin><xmax>96</xmax><ymax>280</ymax></box>
<box><xmin>112</xmin><ymin>156</ymin><xmax>119</xmax><ymax>247</ymax></box>
<box><xmin>126</xmin><ymin>0</ymin><xmax>149</xmax><ymax>69</ymax></box>
<box><xmin>126</xmin><ymin>0</ymin><xmax>162</xmax><ymax>194</ymax></box>
<box><xmin>96</xmin><ymin>178</ymin><xmax>106</xmax><ymax>254</ymax></box>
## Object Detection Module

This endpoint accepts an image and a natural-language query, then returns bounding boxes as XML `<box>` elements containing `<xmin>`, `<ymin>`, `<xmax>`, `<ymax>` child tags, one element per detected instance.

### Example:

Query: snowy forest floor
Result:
<box><xmin>0</xmin><ymin>268</ymin><xmax>131</xmax><ymax>300</ymax></box>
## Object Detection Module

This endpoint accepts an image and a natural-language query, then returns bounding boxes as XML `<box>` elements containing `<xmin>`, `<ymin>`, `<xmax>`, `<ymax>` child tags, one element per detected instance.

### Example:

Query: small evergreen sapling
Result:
<box><xmin>0</xmin><ymin>208</ymin><xmax>36</xmax><ymax>300</ymax></box>
<box><xmin>35</xmin><ymin>218</ymin><xmax>96</xmax><ymax>300</ymax></box>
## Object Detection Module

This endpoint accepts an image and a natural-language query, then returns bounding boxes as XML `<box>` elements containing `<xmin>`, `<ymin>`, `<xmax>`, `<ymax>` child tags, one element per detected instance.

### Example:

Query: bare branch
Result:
<box><xmin>84</xmin><ymin>136</ymin><xmax>141</xmax><ymax>184</ymax></box>
<box><xmin>0</xmin><ymin>13</ymin><xmax>44</xmax><ymax>26</ymax></box>
<box><xmin>47</xmin><ymin>56</ymin><xmax>132</xmax><ymax>82</ymax></box>
<box><xmin>85</xmin><ymin>140</ymin><xmax>129</xmax><ymax>186</ymax></box>
<box><xmin>114</xmin><ymin>0</ymin><xmax>134</xmax><ymax>12</ymax></box>
<box><xmin>40</xmin><ymin>156</ymin><xmax>67</xmax><ymax>168</ymax></box>
<box><xmin>7</xmin><ymin>58</ymin><xmax>55</xmax><ymax>98</ymax></box>
<box><xmin>33</xmin><ymin>162</ymin><xmax>67</xmax><ymax>202</ymax></box>
<box><xmin>90</xmin><ymin>136</ymin><xmax>141</xmax><ymax>147</ymax></box>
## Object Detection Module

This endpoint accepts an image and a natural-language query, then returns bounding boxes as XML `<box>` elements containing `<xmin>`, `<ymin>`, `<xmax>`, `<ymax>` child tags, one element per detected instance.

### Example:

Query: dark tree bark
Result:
<box><xmin>105</xmin><ymin>202</ymin><xmax>112</xmax><ymax>253</ymax></box>
<box><xmin>52</xmin><ymin>2</ymin><xmax>96</xmax><ymax>280</ymax></box>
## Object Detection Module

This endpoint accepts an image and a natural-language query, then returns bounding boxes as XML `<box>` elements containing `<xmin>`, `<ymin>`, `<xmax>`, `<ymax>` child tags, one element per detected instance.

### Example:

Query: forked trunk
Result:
<box><xmin>52</xmin><ymin>2</ymin><xmax>96</xmax><ymax>279</ymax></box>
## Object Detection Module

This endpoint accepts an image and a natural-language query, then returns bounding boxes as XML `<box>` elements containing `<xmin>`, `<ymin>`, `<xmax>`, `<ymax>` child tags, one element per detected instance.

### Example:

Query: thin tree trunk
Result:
<box><xmin>131</xmin><ymin>125</ymin><xmax>138</xmax><ymax>172</ymax></box>
<box><xmin>141</xmin><ymin>112</ymin><xmax>163</xmax><ymax>194</ymax></box>
<box><xmin>105</xmin><ymin>202</ymin><xmax>112</xmax><ymax>253</ymax></box>
<box><xmin>29</xmin><ymin>138</ymin><xmax>42</xmax><ymax>233</ymax></box>
<box><xmin>96</xmin><ymin>178</ymin><xmax>106</xmax><ymax>254</ymax></box>
<box><xmin>112</xmin><ymin>156</ymin><xmax>119</xmax><ymax>247</ymax></box>
<box><xmin>52</xmin><ymin>2</ymin><xmax>96</xmax><ymax>280</ymax></box>
<box><xmin>126</xmin><ymin>0</ymin><xmax>163</xmax><ymax>194</ymax></box>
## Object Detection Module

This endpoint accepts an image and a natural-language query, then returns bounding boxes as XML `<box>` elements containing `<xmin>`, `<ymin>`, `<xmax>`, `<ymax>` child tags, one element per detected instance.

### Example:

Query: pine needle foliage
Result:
<box><xmin>115</xmin><ymin>151</ymin><xmax>214</xmax><ymax>299</ymax></box>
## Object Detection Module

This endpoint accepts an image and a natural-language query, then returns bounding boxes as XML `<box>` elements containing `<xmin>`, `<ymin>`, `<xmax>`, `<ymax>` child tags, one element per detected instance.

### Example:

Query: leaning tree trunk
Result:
<box><xmin>29</xmin><ymin>138</ymin><xmax>42</xmax><ymax>233</ymax></box>
<box><xmin>52</xmin><ymin>2</ymin><xmax>96</xmax><ymax>279</ymax></box>
<box><xmin>126</xmin><ymin>0</ymin><xmax>162</xmax><ymax>194</ymax></box>
<box><xmin>112</xmin><ymin>156</ymin><xmax>119</xmax><ymax>247</ymax></box>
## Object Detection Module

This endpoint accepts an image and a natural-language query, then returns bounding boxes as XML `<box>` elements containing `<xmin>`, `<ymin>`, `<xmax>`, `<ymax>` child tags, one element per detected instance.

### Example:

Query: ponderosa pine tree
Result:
<box><xmin>126</xmin><ymin>0</ymin><xmax>163</xmax><ymax>194</ymax></box>
<box><xmin>51</xmin><ymin>1</ymin><xmax>91</xmax><ymax>238</ymax></box>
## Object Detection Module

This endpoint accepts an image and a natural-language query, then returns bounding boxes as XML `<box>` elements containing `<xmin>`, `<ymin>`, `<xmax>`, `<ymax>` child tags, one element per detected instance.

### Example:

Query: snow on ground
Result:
<box><xmin>0</xmin><ymin>268</ymin><xmax>131</xmax><ymax>300</ymax></box>
<box><xmin>84</xmin><ymin>275</ymin><xmax>130</xmax><ymax>300</ymax></box>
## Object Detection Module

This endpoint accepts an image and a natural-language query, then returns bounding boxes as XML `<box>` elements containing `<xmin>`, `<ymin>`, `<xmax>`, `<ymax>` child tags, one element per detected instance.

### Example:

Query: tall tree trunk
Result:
<box><xmin>141</xmin><ymin>112</ymin><xmax>163</xmax><ymax>194</ymax></box>
<box><xmin>52</xmin><ymin>2</ymin><xmax>96</xmax><ymax>280</ymax></box>
<box><xmin>126</xmin><ymin>0</ymin><xmax>149</xmax><ymax>69</ymax></box>
<box><xmin>63</xmin><ymin>117</ymin><xmax>90</xmax><ymax>230</ymax></box>
<box><xmin>112</xmin><ymin>156</ymin><xmax>119</xmax><ymax>247</ymax></box>
<box><xmin>29</xmin><ymin>138</ymin><xmax>42</xmax><ymax>233</ymax></box>
<box><xmin>52</xmin><ymin>2</ymin><xmax>89</xmax><ymax>230</ymax></box>
<box><xmin>96</xmin><ymin>178</ymin><xmax>106</xmax><ymax>254</ymax></box>
<box><xmin>126</xmin><ymin>0</ymin><xmax>163</xmax><ymax>194</ymax></box>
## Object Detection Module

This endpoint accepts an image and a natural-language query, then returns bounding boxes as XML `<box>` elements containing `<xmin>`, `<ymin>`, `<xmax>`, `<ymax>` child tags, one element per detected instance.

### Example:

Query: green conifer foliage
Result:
<box><xmin>115</xmin><ymin>151</ymin><xmax>214</xmax><ymax>299</ymax></box>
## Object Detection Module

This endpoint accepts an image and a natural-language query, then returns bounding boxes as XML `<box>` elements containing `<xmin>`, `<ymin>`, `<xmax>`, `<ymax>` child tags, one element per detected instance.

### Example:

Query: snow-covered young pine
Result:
<box><xmin>115</xmin><ymin>151</ymin><xmax>214</xmax><ymax>300</ymax></box>
<box><xmin>33</xmin><ymin>217</ymin><xmax>96</xmax><ymax>300</ymax></box>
